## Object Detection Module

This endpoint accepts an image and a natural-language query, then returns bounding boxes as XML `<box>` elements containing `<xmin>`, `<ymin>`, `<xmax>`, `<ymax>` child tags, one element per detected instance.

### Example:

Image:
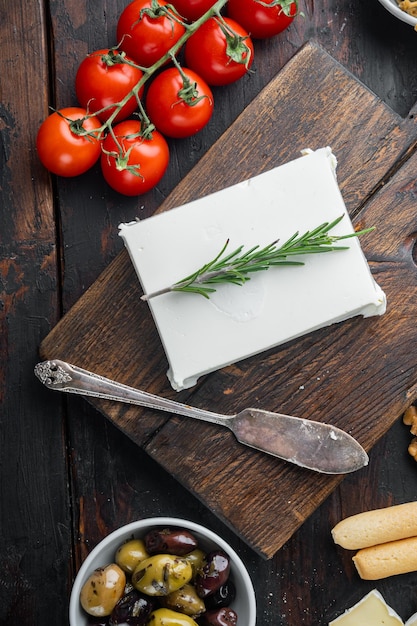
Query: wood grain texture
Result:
<box><xmin>39</xmin><ymin>42</ymin><xmax>417</xmax><ymax>558</ymax></box>
<box><xmin>0</xmin><ymin>1</ymin><xmax>71</xmax><ymax>624</ymax></box>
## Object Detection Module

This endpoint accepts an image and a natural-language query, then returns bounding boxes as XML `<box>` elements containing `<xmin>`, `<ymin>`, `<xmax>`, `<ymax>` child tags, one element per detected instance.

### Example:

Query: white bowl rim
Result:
<box><xmin>377</xmin><ymin>0</ymin><xmax>417</xmax><ymax>26</ymax></box>
<box><xmin>69</xmin><ymin>516</ymin><xmax>257</xmax><ymax>626</ymax></box>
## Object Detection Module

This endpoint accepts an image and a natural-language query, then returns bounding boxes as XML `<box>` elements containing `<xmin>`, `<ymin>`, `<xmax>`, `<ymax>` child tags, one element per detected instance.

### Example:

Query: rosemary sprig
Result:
<box><xmin>141</xmin><ymin>215</ymin><xmax>374</xmax><ymax>301</ymax></box>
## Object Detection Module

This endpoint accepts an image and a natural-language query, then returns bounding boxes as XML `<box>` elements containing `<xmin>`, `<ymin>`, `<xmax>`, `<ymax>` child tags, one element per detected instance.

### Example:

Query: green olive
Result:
<box><xmin>132</xmin><ymin>554</ymin><xmax>193</xmax><ymax>596</ymax></box>
<box><xmin>184</xmin><ymin>549</ymin><xmax>206</xmax><ymax>579</ymax></box>
<box><xmin>163</xmin><ymin>583</ymin><xmax>206</xmax><ymax>617</ymax></box>
<box><xmin>80</xmin><ymin>563</ymin><xmax>126</xmax><ymax>617</ymax></box>
<box><xmin>115</xmin><ymin>538</ymin><xmax>149</xmax><ymax>574</ymax></box>
<box><xmin>148</xmin><ymin>607</ymin><xmax>199</xmax><ymax>625</ymax></box>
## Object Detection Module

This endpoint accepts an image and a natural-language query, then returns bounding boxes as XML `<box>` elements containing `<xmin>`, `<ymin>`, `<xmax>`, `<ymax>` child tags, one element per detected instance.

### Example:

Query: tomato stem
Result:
<box><xmin>64</xmin><ymin>115</ymin><xmax>100</xmax><ymax>141</ymax></box>
<box><xmin>215</xmin><ymin>15</ymin><xmax>253</xmax><ymax>68</ymax></box>
<box><xmin>99</xmin><ymin>49</ymin><xmax>130</xmax><ymax>67</ymax></box>
<box><xmin>256</xmin><ymin>0</ymin><xmax>300</xmax><ymax>17</ymax></box>
<box><xmin>169</xmin><ymin>54</ymin><xmax>210</xmax><ymax>107</ymax></box>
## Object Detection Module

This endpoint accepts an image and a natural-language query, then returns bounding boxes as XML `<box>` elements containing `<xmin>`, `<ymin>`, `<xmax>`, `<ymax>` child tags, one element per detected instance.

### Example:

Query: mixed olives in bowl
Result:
<box><xmin>69</xmin><ymin>518</ymin><xmax>256</xmax><ymax>626</ymax></box>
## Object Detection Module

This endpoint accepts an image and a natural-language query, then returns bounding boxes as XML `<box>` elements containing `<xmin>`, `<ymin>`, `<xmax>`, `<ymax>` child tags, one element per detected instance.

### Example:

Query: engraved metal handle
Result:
<box><xmin>34</xmin><ymin>359</ymin><xmax>229</xmax><ymax>426</ymax></box>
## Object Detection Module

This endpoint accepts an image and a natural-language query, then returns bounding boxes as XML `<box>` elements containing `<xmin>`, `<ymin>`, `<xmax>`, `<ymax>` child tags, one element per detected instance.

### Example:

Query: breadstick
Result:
<box><xmin>353</xmin><ymin>536</ymin><xmax>417</xmax><ymax>580</ymax></box>
<box><xmin>331</xmin><ymin>502</ymin><xmax>417</xmax><ymax>550</ymax></box>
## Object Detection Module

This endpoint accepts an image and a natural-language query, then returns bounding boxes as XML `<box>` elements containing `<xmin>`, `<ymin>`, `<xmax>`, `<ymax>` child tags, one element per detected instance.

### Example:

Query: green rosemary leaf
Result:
<box><xmin>172</xmin><ymin>285</ymin><xmax>216</xmax><ymax>298</ymax></box>
<box><xmin>140</xmin><ymin>215</ymin><xmax>375</xmax><ymax>301</ymax></box>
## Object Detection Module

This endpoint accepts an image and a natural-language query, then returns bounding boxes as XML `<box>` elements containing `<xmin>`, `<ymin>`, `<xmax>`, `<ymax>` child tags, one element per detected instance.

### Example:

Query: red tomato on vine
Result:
<box><xmin>36</xmin><ymin>107</ymin><xmax>102</xmax><ymax>177</ymax></box>
<box><xmin>169</xmin><ymin>0</ymin><xmax>218</xmax><ymax>22</ymax></box>
<box><xmin>100</xmin><ymin>120</ymin><xmax>169</xmax><ymax>195</ymax></box>
<box><xmin>116</xmin><ymin>0</ymin><xmax>186</xmax><ymax>67</ymax></box>
<box><xmin>184</xmin><ymin>17</ymin><xmax>254</xmax><ymax>86</ymax></box>
<box><xmin>145</xmin><ymin>67</ymin><xmax>214</xmax><ymax>138</ymax></box>
<box><xmin>227</xmin><ymin>0</ymin><xmax>298</xmax><ymax>39</ymax></box>
<box><xmin>75</xmin><ymin>49</ymin><xmax>144</xmax><ymax>123</ymax></box>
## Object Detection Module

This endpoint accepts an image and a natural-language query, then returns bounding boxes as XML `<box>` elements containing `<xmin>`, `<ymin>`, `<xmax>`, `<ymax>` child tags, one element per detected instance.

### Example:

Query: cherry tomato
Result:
<box><xmin>145</xmin><ymin>67</ymin><xmax>214</xmax><ymax>138</ymax></box>
<box><xmin>36</xmin><ymin>107</ymin><xmax>102</xmax><ymax>177</ymax></box>
<box><xmin>227</xmin><ymin>0</ymin><xmax>298</xmax><ymax>39</ymax></box>
<box><xmin>117</xmin><ymin>0</ymin><xmax>186</xmax><ymax>67</ymax></box>
<box><xmin>184</xmin><ymin>17</ymin><xmax>254</xmax><ymax>86</ymax></box>
<box><xmin>100</xmin><ymin>120</ymin><xmax>169</xmax><ymax>195</ymax></box>
<box><xmin>169</xmin><ymin>0</ymin><xmax>217</xmax><ymax>21</ymax></box>
<box><xmin>75</xmin><ymin>48</ymin><xmax>144</xmax><ymax>123</ymax></box>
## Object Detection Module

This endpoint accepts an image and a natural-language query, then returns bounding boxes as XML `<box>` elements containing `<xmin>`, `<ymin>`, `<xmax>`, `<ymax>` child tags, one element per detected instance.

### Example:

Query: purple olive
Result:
<box><xmin>195</xmin><ymin>551</ymin><xmax>231</xmax><ymax>598</ymax></box>
<box><xmin>109</xmin><ymin>589</ymin><xmax>156</xmax><ymax>625</ymax></box>
<box><xmin>205</xmin><ymin>580</ymin><xmax>236</xmax><ymax>610</ymax></box>
<box><xmin>198</xmin><ymin>607</ymin><xmax>238</xmax><ymax>626</ymax></box>
<box><xmin>145</xmin><ymin>527</ymin><xmax>198</xmax><ymax>556</ymax></box>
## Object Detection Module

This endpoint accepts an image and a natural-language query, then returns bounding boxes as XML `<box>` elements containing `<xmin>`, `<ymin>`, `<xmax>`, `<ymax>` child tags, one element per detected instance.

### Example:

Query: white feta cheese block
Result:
<box><xmin>329</xmin><ymin>589</ymin><xmax>404</xmax><ymax>625</ymax></box>
<box><xmin>119</xmin><ymin>147</ymin><xmax>386</xmax><ymax>391</ymax></box>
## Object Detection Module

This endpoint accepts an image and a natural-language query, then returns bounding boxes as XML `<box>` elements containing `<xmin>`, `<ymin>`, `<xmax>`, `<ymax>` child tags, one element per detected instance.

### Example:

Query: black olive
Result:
<box><xmin>198</xmin><ymin>607</ymin><xmax>238</xmax><ymax>626</ymax></box>
<box><xmin>145</xmin><ymin>527</ymin><xmax>198</xmax><ymax>556</ymax></box>
<box><xmin>205</xmin><ymin>580</ymin><xmax>236</xmax><ymax>610</ymax></box>
<box><xmin>195</xmin><ymin>550</ymin><xmax>231</xmax><ymax>598</ymax></box>
<box><xmin>109</xmin><ymin>589</ymin><xmax>156</xmax><ymax>625</ymax></box>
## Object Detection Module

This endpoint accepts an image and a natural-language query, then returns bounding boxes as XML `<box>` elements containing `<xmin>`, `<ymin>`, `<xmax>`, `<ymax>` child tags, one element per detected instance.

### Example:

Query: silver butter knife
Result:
<box><xmin>34</xmin><ymin>359</ymin><xmax>368</xmax><ymax>475</ymax></box>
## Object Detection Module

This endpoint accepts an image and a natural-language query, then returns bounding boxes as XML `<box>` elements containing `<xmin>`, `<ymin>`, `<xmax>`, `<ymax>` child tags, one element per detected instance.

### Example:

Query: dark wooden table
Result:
<box><xmin>2</xmin><ymin>1</ymin><xmax>417</xmax><ymax>625</ymax></box>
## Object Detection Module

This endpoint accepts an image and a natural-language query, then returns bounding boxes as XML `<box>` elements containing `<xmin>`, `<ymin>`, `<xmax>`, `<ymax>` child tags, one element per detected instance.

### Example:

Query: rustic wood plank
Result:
<box><xmin>39</xmin><ymin>42</ymin><xmax>417</xmax><ymax>558</ymax></box>
<box><xmin>0</xmin><ymin>1</ymin><xmax>71</xmax><ymax>624</ymax></box>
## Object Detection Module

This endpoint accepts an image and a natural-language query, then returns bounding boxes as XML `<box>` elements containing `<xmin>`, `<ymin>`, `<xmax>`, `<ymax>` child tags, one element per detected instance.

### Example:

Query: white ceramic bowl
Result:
<box><xmin>69</xmin><ymin>517</ymin><xmax>256</xmax><ymax>626</ymax></box>
<box><xmin>378</xmin><ymin>0</ymin><xmax>417</xmax><ymax>27</ymax></box>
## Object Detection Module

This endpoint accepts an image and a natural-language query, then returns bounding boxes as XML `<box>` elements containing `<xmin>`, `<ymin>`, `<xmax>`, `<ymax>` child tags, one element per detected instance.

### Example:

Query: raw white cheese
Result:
<box><xmin>329</xmin><ymin>589</ymin><xmax>404</xmax><ymax>625</ymax></box>
<box><xmin>119</xmin><ymin>148</ymin><xmax>386</xmax><ymax>391</ymax></box>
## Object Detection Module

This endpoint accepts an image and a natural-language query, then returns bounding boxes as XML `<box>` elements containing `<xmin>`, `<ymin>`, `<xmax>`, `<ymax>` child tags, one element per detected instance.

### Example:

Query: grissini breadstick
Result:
<box><xmin>353</xmin><ymin>536</ymin><xmax>417</xmax><ymax>580</ymax></box>
<box><xmin>331</xmin><ymin>502</ymin><xmax>417</xmax><ymax>550</ymax></box>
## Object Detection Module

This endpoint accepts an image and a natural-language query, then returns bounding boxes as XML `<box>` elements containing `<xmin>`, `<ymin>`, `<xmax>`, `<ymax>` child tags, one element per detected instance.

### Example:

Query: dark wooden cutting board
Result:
<box><xmin>39</xmin><ymin>41</ymin><xmax>417</xmax><ymax>559</ymax></box>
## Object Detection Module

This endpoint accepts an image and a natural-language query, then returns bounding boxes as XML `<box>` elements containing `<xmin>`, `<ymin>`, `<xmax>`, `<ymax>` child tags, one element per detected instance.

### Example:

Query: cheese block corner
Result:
<box><xmin>119</xmin><ymin>147</ymin><xmax>386</xmax><ymax>391</ymax></box>
<box><xmin>329</xmin><ymin>589</ymin><xmax>404</xmax><ymax>626</ymax></box>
